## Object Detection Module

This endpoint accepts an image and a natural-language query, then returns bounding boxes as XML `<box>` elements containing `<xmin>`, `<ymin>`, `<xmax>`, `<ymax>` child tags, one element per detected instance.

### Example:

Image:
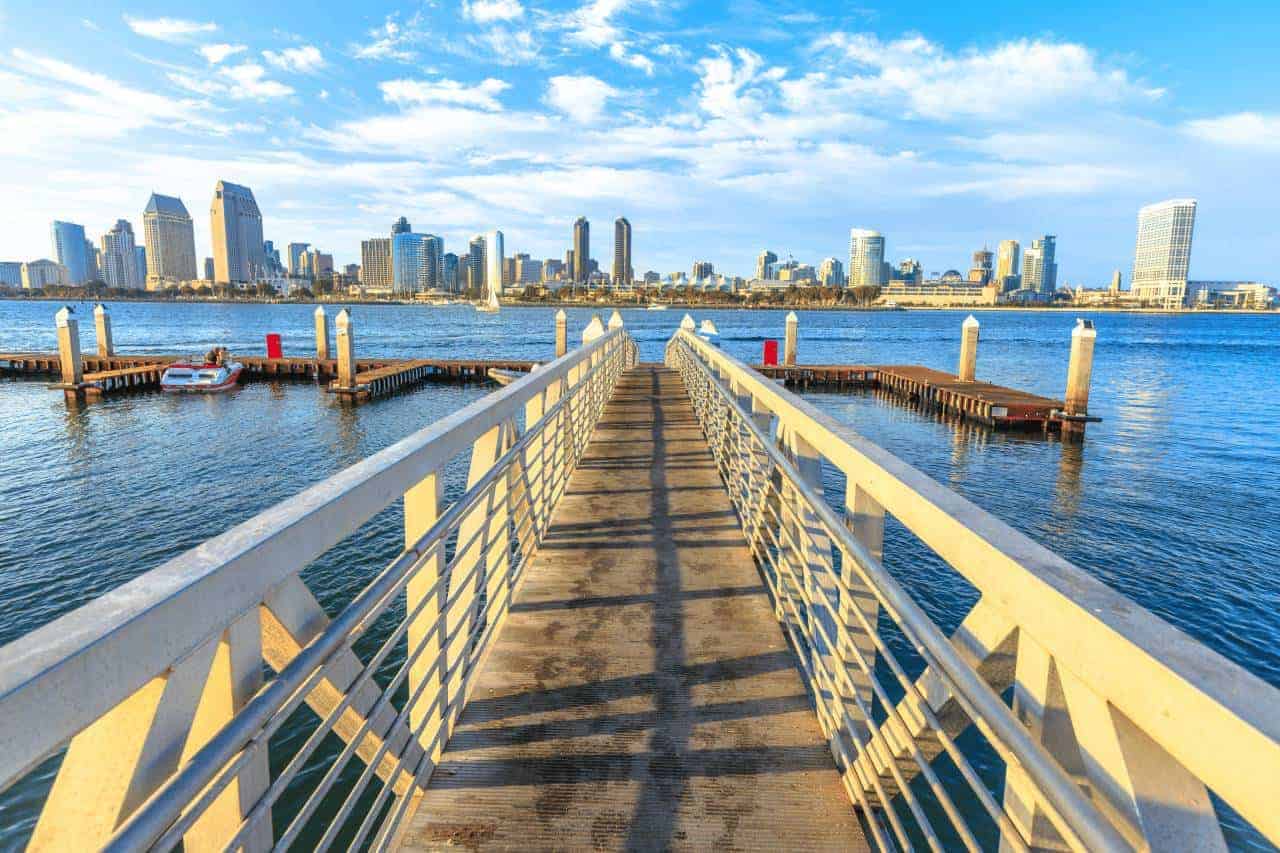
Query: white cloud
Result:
<box><xmin>124</xmin><ymin>15</ymin><xmax>217</xmax><ymax>42</ymax></box>
<box><xmin>81</xmin><ymin>18</ymin><xmax>100</xmax><ymax>31</ymax></box>
<box><xmin>609</xmin><ymin>43</ymin><xmax>654</xmax><ymax>75</ymax></box>
<box><xmin>263</xmin><ymin>45</ymin><xmax>325</xmax><ymax>74</ymax></box>
<box><xmin>351</xmin><ymin>16</ymin><xmax>418</xmax><ymax>62</ymax></box>
<box><xmin>464</xmin><ymin>27</ymin><xmax>540</xmax><ymax>65</ymax></box>
<box><xmin>379</xmin><ymin>77</ymin><xmax>511</xmax><ymax>111</ymax></box>
<box><xmin>462</xmin><ymin>0</ymin><xmax>525</xmax><ymax>23</ymax></box>
<box><xmin>1183</xmin><ymin>112</ymin><xmax>1280</xmax><ymax>151</ymax></box>
<box><xmin>219</xmin><ymin>63</ymin><xmax>294</xmax><ymax>99</ymax></box>
<box><xmin>550</xmin><ymin>0</ymin><xmax>658</xmax><ymax>75</ymax></box>
<box><xmin>545</xmin><ymin>74</ymin><xmax>619</xmax><ymax>123</ymax></box>
<box><xmin>199</xmin><ymin>43</ymin><xmax>245</xmax><ymax>64</ymax></box>
<box><xmin>695</xmin><ymin>48</ymin><xmax>786</xmax><ymax>124</ymax></box>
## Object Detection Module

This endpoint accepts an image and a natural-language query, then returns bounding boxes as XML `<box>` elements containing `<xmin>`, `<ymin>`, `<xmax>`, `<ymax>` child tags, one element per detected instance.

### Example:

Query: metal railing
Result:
<box><xmin>0</xmin><ymin>327</ymin><xmax>637</xmax><ymax>851</ymax></box>
<box><xmin>666</xmin><ymin>329</ymin><xmax>1280</xmax><ymax>852</ymax></box>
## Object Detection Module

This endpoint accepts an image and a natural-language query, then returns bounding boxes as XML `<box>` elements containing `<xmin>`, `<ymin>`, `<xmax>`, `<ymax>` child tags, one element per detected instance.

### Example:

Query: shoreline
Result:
<box><xmin>0</xmin><ymin>295</ymin><xmax>1275</xmax><ymax>316</ymax></box>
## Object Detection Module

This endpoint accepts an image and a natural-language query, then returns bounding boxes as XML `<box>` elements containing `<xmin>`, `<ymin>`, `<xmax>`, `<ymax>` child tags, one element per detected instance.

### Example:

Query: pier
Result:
<box><xmin>0</xmin><ymin>323</ymin><xmax>1276</xmax><ymax>852</ymax></box>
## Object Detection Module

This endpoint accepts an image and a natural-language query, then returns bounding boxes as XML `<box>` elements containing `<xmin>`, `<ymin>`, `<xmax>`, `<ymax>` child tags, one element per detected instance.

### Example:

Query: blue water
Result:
<box><xmin>1</xmin><ymin>300</ymin><xmax>1277</xmax><ymax>850</ymax></box>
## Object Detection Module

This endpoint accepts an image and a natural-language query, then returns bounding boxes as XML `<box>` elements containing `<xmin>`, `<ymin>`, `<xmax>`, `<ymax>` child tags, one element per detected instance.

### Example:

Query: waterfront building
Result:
<box><xmin>135</xmin><ymin>247</ymin><xmax>147</xmax><ymax>287</ymax></box>
<box><xmin>755</xmin><ymin>250</ymin><xmax>777</xmax><ymax>282</ymax></box>
<box><xmin>85</xmin><ymin>240</ymin><xmax>101</xmax><ymax>282</ymax></box>
<box><xmin>1110</xmin><ymin>270</ymin><xmax>1123</xmax><ymax>293</ymax></box>
<box><xmin>995</xmin><ymin>240</ymin><xmax>1020</xmax><ymax>282</ymax></box>
<box><xmin>893</xmin><ymin>258</ymin><xmax>923</xmax><ymax>286</ymax></box>
<box><xmin>542</xmin><ymin>258</ymin><xmax>564</xmax><ymax>282</ymax></box>
<box><xmin>503</xmin><ymin>257</ymin><xmax>517</xmax><ymax>286</ymax></box>
<box><xmin>210</xmin><ymin>181</ymin><xmax>265</xmax><ymax>284</ymax></box>
<box><xmin>613</xmin><ymin>217</ymin><xmax>632</xmax><ymax>286</ymax></box>
<box><xmin>392</xmin><ymin>232</ymin><xmax>428</xmax><ymax>295</ymax></box>
<box><xmin>817</xmin><ymin>257</ymin><xmax>844</xmax><ymax>287</ymax></box>
<box><xmin>344</xmin><ymin>263</ymin><xmax>360</xmax><ymax>279</ymax></box>
<box><xmin>572</xmin><ymin>217</ymin><xmax>589</xmax><ymax>283</ymax></box>
<box><xmin>468</xmin><ymin>235</ymin><xmax>486</xmax><ymax>292</ymax></box>
<box><xmin>1023</xmin><ymin>236</ymin><xmax>1058</xmax><ymax>298</ymax></box>
<box><xmin>204</xmin><ymin>257</ymin><xmax>215</xmax><ymax>281</ymax></box>
<box><xmin>20</xmin><ymin>259</ymin><xmax>69</xmax><ymax>289</ymax></box>
<box><xmin>643</xmin><ymin>270</ymin><xmax>660</xmax><ymax>285</ymax></box>
<box><xmin>0</xmin><ymin>261</ymin><xmax>22</xmax><ymax>286</ymax></box>
<box><xmin>848</xmin><ymin>228</ymin><xmax>886</xmax><ymax>287</ymax></box>
<box><xmin>50</xmin><ymin>221</ymin><xmax>88</xmax><ymax>284</ymax></box>
<box><xmin>262</xmin><ymin>241</ymin><xmax>285</xmax><ymax>277</ymax></box>
<box><xmin>441</xmin><ymin>253</ymin><xmax>459</xmax><ymax>292</ymax></box>
<box><xmin>288</xmin><ymin>243</ymin><xmax>311</xmax><ymax>276</ymax></box>
<box><xmin>879</xmin><ymin>279</ymin><xmax>999</xmax><ymax>306</ymax></box>
<box><xmin>392</xmin><ymin>216</ymin><xmax>412</xmax><ymax>235</ymax></box>
<box><xmin>514</xmin><ymin>253</ymin><xmax>541</xmax><ymax>286</ymax></box>
<box><xmin>1191</xmin><ymin>281</ymin><xmax>1275</xmax><ymax>309</ymax></box>
<box><xmin>100</xmin><ymin>219</ymin><xmax>140</xmax><ymax>289</ymax></box>
<box><xmin>360</xmin><ymin>238</ymin><xmax>393</xmax><ymax>291</ymax></box>
<box><xmin>1131</xmin><ymin>198</ymin><xmax>1197</xmax><ymax>309</ymax></box>
<box><xmin>969</xmin><ymin>248</ymin><xmax>994</xmax><ymax>285</ymax></box>
<box><xmin>423</xmin><ymin>235</ymin><xmax>443</xmax><ymax>291</ymax></box>
<box><xmin>486</xmin><ymin>230</ymin><xmax>504</xmax><ymax>296</ymax></box>
<box><xmin>691</xmin><ymin>260</ymin><xmax>714</xmax><ymax>281</ymax></box>
<box><xmin>142</xmin><ymin>193</ymin><xmax>197</xmax><ymax>289</ymax></box>
<box><xmin>564</xmin><ymin>249</ymin><xmax>575</xmax><ymax>280</ymax></box>
<box><xmin>310</xmin><ymin>250</ymin><xmax>334</xmax><ymax>277</ymax></box>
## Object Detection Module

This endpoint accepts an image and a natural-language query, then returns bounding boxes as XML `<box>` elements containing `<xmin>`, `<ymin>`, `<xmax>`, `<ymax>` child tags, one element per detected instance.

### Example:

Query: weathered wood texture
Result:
<box><xmin>401</xmin><ymin>366</ymin><xmax>866</xmax><ymax>851</ymax></box>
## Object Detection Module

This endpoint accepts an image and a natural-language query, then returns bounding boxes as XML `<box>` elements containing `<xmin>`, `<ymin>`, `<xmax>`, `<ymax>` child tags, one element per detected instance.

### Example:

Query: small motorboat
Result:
<box><xmin>161</xmin><ymin>348</ymin><xmax>243</xmax><ymax>393</ymax></box>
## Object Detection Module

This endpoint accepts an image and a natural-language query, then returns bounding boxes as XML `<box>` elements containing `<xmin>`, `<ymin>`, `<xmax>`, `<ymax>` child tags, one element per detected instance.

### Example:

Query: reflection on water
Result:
<box><xmin>1053</xmin><ymin>441</ymin><xmax>1084</xmax><ymax>522</ymax></box>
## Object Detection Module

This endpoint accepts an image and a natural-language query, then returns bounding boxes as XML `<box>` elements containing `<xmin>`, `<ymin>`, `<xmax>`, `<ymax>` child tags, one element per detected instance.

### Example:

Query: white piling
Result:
<box><xmin>55</xmin><ymin>306</ymin><xmax>83</xmax><ymax>388</ymax></box>
<box><xmin>93</xmin><ymin>303</ymin><xmax>113</xmax><ymax>357</ymax></box>
<box><xmin>783</xmin><ymin>311</ymin><xmax>798</xmax><ymax>366</ymax></box>
<box><xmin>958</xmin><ymin>315</ymin><xmax>979</xmax><ymax>382</ymax></box>
<box><xmin>555</xmin><ymin>309</ymin><xmax>567</xmax><ymax>357</ymax></box>
<box><xmin>335</xmin><ymin>308</ymin><xmax>355</xmax><ymax>388</ymax></box>
<box><xmin>314</xmin><ymin>306</ymin><xmax>331</xmax><ymax>361</ymax></box>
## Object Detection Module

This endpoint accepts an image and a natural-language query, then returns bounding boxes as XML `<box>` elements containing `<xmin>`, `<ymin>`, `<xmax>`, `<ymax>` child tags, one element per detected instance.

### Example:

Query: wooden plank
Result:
<box><xmin>400</xmin><ymin>367</ymin><xmax>867</xmax><ymax>851</ymax></box>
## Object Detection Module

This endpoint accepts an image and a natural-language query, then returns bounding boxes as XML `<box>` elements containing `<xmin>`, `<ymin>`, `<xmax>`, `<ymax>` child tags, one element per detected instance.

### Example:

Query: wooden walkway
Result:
<box><xmin>401</xmin><ymin>366</ymin><xmax>865</xmax><ymax>851</ymax></box>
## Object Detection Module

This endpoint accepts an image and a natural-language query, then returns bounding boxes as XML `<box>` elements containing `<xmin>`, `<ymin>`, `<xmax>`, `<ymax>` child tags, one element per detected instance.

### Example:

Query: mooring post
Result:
<box><xmin>93</xmin><ymin>303</ymin><xmax>113</xmax><ymax>357</ymax></box>
<box><xmin>55</xmin><ymin>306</ymin><xmax>83</xmax><ymax>399</ymax></box>
<box><xmin>784</xmin><ymin>311</ymin><xmax>798</xmax><ymax>366</ymax></box>
<box><xmin>555</xmin><ymin>309</ymin><xmax>567</xmax><ymax>358</ymax></box>
<box><xmin>608</xmin><ymin>309</ymin><xmax>624</xmax><ymax>330</ymax></box>
<box><xmin>335</xmin><ymin>308</ymin><xmax>354</xmax><ymax>389</ymax></box>
<box><xmin>680</xmin><ymin>313</ymin><xmax>695</xmax><ymax>332</ymax></box>
<box><xmin>958</xmin><ymin>314</ymin><xmax>979</xmax><ymax>382</ymax></box>
<box><xmin>582</xmin><ymin>314</ymin><xmax>605</xmax><ymax>344</ymax></box>
<box><xmin>314</xmin><ymin>305</ymin><xmax>331</xmax><ymax>361</ymax></box>
<box><xmin>1063</xmin><ymin>318</ymin><xmax>1097</xmax><ymax>439</ymax></box>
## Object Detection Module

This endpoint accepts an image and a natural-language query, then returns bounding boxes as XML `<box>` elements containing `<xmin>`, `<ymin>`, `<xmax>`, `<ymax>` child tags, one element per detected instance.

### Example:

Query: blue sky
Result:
<box><xmin>1</xmin><ymin>0</ymin><xmax>1277</xmax><ymax>282</ymax></box>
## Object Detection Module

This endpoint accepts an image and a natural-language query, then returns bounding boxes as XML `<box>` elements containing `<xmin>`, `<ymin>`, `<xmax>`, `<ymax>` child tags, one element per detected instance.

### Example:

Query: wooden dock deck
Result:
<box><xmin>875</xmin><ymin>364</ymin><xmax>1064</xmax><ymax>426</ymax></box>
<box><xmin>400</xmin><ymin>366</ymin><xmax>865</xmax><ymax>851</ymax></box>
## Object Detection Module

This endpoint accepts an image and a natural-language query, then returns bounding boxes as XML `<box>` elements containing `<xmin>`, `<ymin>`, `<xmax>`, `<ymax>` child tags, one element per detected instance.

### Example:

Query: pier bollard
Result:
<box><xmin>314</xmin><ymin>306</ymin><xmax>331</xmax><ymax>361</ymax></box>
<box><xmin>680</xmin><ymin>314</ymin><xmax>695</xmax><ymax>332</ymax></box>
<box><xmin>336</xmin><ymin>308</ymin><xmax>355</xmax><ymax>389</ymax></box>
<box><xmin>958</xmin><ymin>315</ymin><xmax>979</xmax><ymax>382</ymax></box>
<box><xmin>582</xmin><ymin>314</ymin><xmax>605</xmax><ymax>344</ymax></box>
<box><xmin>1064</xmin><ymin>319</ymin><xmax>1097</xmax><ymax>438</ymax></box>
<box><xmin>93</xmin><ymin>303</ymin><xmax>113</xmax><ymax>357</ymax></box>
<box><xmin>784</xmin><ymin>311</ymin><xmax>798</xmax><ymax>366</ymax></box>
<box><xmin>608</xmin><ymin>309</ymin><xmax>624</xmax><ymax>330</ymax></box>
<box><xmin>55</xmin><ymin>306</ymin><xmax>83</xmax><ymax>394</ymax></box>
<box><xmin>555</xmin><ymin>309</ymin><xmax>567</xmax><ymax>358</ymax></box>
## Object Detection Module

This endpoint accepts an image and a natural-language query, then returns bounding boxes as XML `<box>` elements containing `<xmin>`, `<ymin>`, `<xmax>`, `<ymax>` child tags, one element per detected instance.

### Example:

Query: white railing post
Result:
<box><xmin>404</xmin><ymin>470</ymin><xmax>445</xmax><ymax>764</ymax></box>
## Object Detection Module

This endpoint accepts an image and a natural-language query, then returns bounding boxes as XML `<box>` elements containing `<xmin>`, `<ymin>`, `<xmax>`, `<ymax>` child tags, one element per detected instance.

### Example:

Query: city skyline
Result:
<box><xmin>0</xmin><ymin>1</ymin><xmax>1276</xmax><ymax>282</ymax></box>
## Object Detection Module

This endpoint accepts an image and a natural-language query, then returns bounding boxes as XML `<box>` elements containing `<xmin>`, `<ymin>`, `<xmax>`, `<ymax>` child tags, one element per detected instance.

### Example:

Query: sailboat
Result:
<box><xmin>475</xmin><ymin>281</ymin><xmax>500</xmax><ymax>313</ymax></box>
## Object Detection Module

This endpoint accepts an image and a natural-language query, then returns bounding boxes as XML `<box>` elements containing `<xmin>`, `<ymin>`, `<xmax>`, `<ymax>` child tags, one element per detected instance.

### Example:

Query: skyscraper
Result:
<box><xmin>755</xmin><ymin>250</ymin><xmax>777</xmax><ymax>281</ymax></box>
<box><xmin>848</xmin><ymin>228</ymin><xmax>885</xmax><ymax>287</ymax></box>
<box><xmin>100</xmin><ymin>219</ymin><xmax>140</xmax><ymax>289</ymax></box>
<box><xmin>392</xmin><ymin>216</ymin><xmax>412</xmax><ymax>235</ymax></box>
<box><xmin>288</xmin><ymin>243</ymin><xmax>311</xmax><ymax>276</ymax></box>
<box><xmin>486</xmin><ymin>230</ymin><xmax>504</xmax><ymax>295</ymax></box>
<box><xmin>135</xmin><ymin>247</ymin><xmax>147</xmax><ymax>287</ymax></box>
<box><xmin>443</xmin><ymin>252</ymin><xmax>460</xmax><ymax>293</ymax></box>
<box><xmin>613</xmin><ymin>217</ymin><xmax>631</xmax><ymax>286</ymax></box>
<box><xmin>85</xmin><ymin>240</ymin><xmax>100</xmax><ymax>282</ymax></box>
<box><xmin>969</xmin><ymin>248</ymin><xmax>993</xmax><ymax>285</ymax></box>
<box><xmin>142</xmin><ymin>193</ymin><xmax>197</xmax><ymax>288</ymax></box>
<box><xmin>818</xmin><ymin>257</ymin><xmax>844</xmax><ymax>286</ymax></box>
<box><xmin>210</xmin><ymin>181</ymin><xmax>265</xmax><ymax>284</ymax></box>
<box><xmin>1023</xmin><ymin>236</ymin><xmax>1058</xmax><ymax>297</ymax></box>
<box><xmin>204</xmin><ymin>257</ymin><xmax>215</xmax><ymax>281</ymax></box>
<box><xmin>572</xmin><ymin>217</ymin><xmax>589</xmax><ymax>283</ymax></box>
<box><xmin>467</xmin><ymin>235</ymin><xmax>486</xmax><ymax>293</ymax></box>
<box><xmin>392</xmin><ymin>232</ymin><xmax>428</xmax><ymax>295</ymax></box>
<box><xmin>691</xmin><ymin>261</ymin><xmax>714</xmax><ymax>281</ymax></box>
<box><xmin>422</xmin><ymin>235</ymin><xmax>444</xmax><ymax>290</ymax></box>
<box><xmin>995</xmin><ymin>239</ymin><xmax>1020</xmax><ymax>290</ymax></box>
<box><xmin>360</xmin><ymin>238</ymin><xmax>392</xmax><ymax>290</ymax></box>
<box><xmin>1131</xmin><ymin>198</ymin><xmax>1197</xmax><ymax>309</ymax></box>
<box><xmin>50</xmin><ymin>221</ymin><xmax>88</xmax><ymax>284</ymax></box>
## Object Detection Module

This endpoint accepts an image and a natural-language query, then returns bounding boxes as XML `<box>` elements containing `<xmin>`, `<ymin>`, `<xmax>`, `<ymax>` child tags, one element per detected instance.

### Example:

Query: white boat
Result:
<box><xmin>161</xmin><ymin>357</ymin><xmax>243</xmax><ymax>393</ymax></box>
<box><xmin>475</xmin><ymin>284</ymin><xmax>501</xmax><ymax>313</ymax></box>
<box><xmin>646</xmin><ymin>303</ymin><xmax>668</xmax><ymax>311</ymax></box>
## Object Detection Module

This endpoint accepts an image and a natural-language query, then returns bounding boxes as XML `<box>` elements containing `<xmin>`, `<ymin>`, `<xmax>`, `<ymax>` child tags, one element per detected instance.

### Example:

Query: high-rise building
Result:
<box><xmin>572</xmin><ymin>217</ymin><xmax>589</xmax><ymax>283</ymax></box>
<box><xmin>968</xmin><ymin>248</ymin><xmax>994</xmax><ymax>285</ymax></box>
<box><xmin>818</xmin><ymin>257</ymin><xmax>844</xmax><ymax>287</ymax></box>
<box><xmin>442</xmin><ymin>253</ymin><xmax>460</xmax><ymax>292</ymax></box>
<box><xmin>210</xmin><ymin>181</ymin><xmax>265</xmax><ymax>284</ymax></box>
<box><xmin>142</xmin><ymin>193</ymin><xmax>197</xmax><ymax>289</ymax></box>
<box><xmin>1131</xmin><ymin>198</ymin><xmax>1197</xmax><ymax>309</ymax></box>
<box><xmin>262</xmin><ymin>240</ymin><xmax>284</xmax><ymax>276</ymax></box>
<box><xmin>467</xmin><ymin>235</ymin><xmax>486</xmax><ymax>293</ymax></box>
<box><xmin>894</xmin><ymin>259</ymin><xmax>923</xmax><ymax>285</ymax></box>
<box><xmin>1023</xmin><ymin>235</ymin><xmax>1058</xmax><ymax>297</ymax></box>
<box><xmin>691</xmin><ymin>260</ymin><xmax>714</xmax><ymax>281</ymax></box>
<box><xmin>135</xmin><ymin>247</ymin><xmax>147</xmax><ymax>286</ymax></box>
<box><xmin>486</xmin><ymin>230</ymin><xmax>504</xmax><ymax>295</ymax></box>
<box><xmin>848</xmin><ymin>228</ymin><xmax>885</xmax><ymax>287</ymax></box>
<box><xmin>1110</xmin><ymin>270</ymin><xmax>1122</xmax><ymax>293</ymax></box>
<box><xmin>85</xmin><ymin>240</ymin><xmax>101</xmax><ymax>282</ymax></box>
<box><xmin>50</xmin><ymin>221</ymin><xmax>88</xmax><ymax>284</ymax></box>
<box><xmin>288</xmin><ymin>242</ymin><xmax>310</xmax><ymax>276</ymax></box>
<box><xmin>995</xmin><ymin>239</ymin><xmax>1020</xmax><ymax>281</ymax></box>
<box><xmin>613</xmin><ymin>217</ymin><xmax>631</xmax><ymax>286</ymax></box>
<box><xmin>513</xmin><ymin>253</ymin><xmax>541</xmax><ymax>285</ymax></box>
<box><xmin>101</xmin><ymin>219</ymin><xmax>140</xmax><ymax>289</ymax></box>
<box><xmin>204</xmin><ymin>257</ymin><xmax>215</xmax><ymax>281</ymax></box>
<box><xmin>755</xmin><ymin>250</ymin><xmax>777</xmax><ymax>281</ymax></box>
<box><xmin>392</xmin><ymin>216</ymin><xmax>412</xmax><ymax>235</ymax></box>
<box><xmin>422</xmin><ymin>235</ymin><xmax>443</xmax><ymax>290</ymax></box>
<box><xmin>0</xmin><ymin>262</ymin><xmax>22</xmax><ymax>287</ymax></box>
<box><xmin>564</xmin><ymin>249</ymin><xmax>575</xmax><ymax>282</ymax></box>
<box><xmin>21</xmin><ymin>259</ymin><xmax>69</xmax><ymax>289</ymax></box>
<box><xmin>542</xmin><ymin>258</ymin><xmax>564</xmax><ymax>282</ymax></box>
<box><xmin>502</xmin><ymin>256</ymin><xmax>517</xmax><ymax>286</ymax></box>
<box><xmin>392</xmin><ymin>232</ymin><xmax>428</xmax><ymax>295</ymax></box>
<box><xmin>360</xmin><ymin>238</ymin><xmax>393</xmax><ymax>291</ymax></box>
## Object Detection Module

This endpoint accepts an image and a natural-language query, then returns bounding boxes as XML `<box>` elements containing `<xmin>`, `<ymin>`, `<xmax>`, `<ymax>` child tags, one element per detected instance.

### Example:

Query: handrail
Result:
<box><xmin>0</xmin><ymin>326</ymin><xmax>638</xmax><ymax>850</ymax></box>
<box><xmin>666</xmin><ymin>328</ymin><xmax>1280</xmax><ymax>851</ymax></box>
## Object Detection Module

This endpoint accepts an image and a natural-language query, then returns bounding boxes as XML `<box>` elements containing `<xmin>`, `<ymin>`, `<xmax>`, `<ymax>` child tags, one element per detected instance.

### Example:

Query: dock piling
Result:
<box><xmin>1063</xmin><ymin>318</ymin><xmax>1097</xmax><ymax>438</ymax></box>
<box><xmin>680</xmin><ymin>314</ymin><xmax>696</xmax><ymax>332</ymax></box>
<box><xmin>784</xmin><ymin>311</ymin><xmax>798</xmax><ymax>366</ymax></box>
<box><xmin>958</xmin><ymin>315</ymin><xmax>979</xmax><ymax>382</ymax></box>
<box><xmin>335</xmin><ymin>309</ymin><xmax>355</xmax><ymax>390</ymax></box>
<box><xmin>314</xmin><ymin>306</ymin><xmax>331</xmax><ymax>361</ymax></box>
<box><xmin>608</xmin><ymin>309</ymin><xmax>624</xmax><ymax>330</ymax></box>
<box><xmin>555</xmin><ymin>309</ymin><xmax>567</xmax><ymax>358</ymax></box>
<box><xmin>93</xmin><ymin>304</ymin><xmax>113</xmax><ymax>357</ymax></box>
<box><xmin>55</xmin><ymin>306</ymin><xmax>83</xmax><ymax>390</ymax></box>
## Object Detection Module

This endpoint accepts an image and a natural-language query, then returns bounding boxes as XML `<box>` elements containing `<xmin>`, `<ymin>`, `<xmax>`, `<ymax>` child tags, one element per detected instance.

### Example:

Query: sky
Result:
<box><xmin>0</xmin><ymin>0</ymin><xmax>1277</xmax><ymax>283</ymax></box>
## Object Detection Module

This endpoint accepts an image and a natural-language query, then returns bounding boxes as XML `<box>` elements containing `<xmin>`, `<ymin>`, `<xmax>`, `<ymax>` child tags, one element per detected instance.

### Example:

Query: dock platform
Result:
<box><xmin>400</xmin><ymin>366</ymin><xmax>866</xmax><ymax>851</ymax></box>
